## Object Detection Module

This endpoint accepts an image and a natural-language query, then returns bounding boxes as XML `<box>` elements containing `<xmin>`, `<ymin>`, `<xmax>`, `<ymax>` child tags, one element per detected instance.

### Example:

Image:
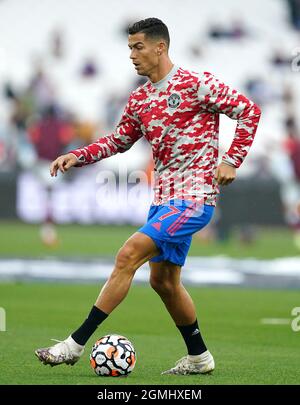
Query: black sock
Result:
<box><xmin>176</xmin><ymin>319</ymin><xmax>207</xmax><ymax>355</ymax></box>
<box><xmin>71</xmin><ymin>306</ymin><xmax>108</xmax><ymax>346</ymax></box>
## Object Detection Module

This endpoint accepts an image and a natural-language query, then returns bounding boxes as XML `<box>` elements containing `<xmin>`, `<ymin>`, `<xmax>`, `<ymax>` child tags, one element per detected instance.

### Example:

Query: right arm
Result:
<box><xmin>50</xmin><ymin>97</ymin><xmax>142</xmax><ymax>177</ymax></box>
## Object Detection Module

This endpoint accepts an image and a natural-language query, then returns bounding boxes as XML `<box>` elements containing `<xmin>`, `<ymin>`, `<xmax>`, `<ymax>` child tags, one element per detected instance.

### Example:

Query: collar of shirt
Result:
<box><xmin>150</xmin><ymin>65</ymin><xmax>179</xmax><ymax>90</ymax></box>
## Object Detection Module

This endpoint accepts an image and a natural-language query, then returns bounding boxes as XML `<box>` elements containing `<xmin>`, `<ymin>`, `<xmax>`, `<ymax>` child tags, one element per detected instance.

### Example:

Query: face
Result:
<box><xmin>128</xmin><ymin>32</ymin><xmax>163</xmax><ymax>77</ymax></box>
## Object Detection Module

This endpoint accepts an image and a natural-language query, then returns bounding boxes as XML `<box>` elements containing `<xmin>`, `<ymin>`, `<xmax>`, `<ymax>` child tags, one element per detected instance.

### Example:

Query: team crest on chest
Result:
<box><xmin>168</xmin><ymin>93</ymin><xmax>181</xmax><ymax>108</ymax></box>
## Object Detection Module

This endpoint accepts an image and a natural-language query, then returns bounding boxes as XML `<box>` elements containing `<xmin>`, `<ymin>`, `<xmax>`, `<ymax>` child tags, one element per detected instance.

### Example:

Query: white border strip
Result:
<box><xmin>260</xmin><ymin>318</ymin><xmax>291</xmax><ymax>325</ymax></box>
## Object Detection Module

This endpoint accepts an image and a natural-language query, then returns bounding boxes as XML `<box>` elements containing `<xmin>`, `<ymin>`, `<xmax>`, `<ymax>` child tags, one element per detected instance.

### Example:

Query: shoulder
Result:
<box><xmin>196</xmin><ymin>71</ymin><xmax>217</xmax><ymax>86</ymax></box>
<box><xmin>197</xmin><ymin>71</ymin><xmax>224</xmax><ymax>99</ymax></box>
<box><xmin>172</xmin><ymin>67</ymin><xmax>202</xmax><ymax>93</ymax></box>
<box><xmin>175</xmin><ymin>68</ymin><xmax>218</xmax><ymax>89</ymax></box>
<box><xmin>176</xmin><ymin>67</ymin><xmax>200</xmax><ymax>83</ymax></box>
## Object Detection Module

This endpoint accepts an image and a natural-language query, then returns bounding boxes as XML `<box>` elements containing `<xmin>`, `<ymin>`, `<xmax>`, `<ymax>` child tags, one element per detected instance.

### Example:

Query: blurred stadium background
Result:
<box><xmin>0</xmin><ymin>0</ymin><xmax>300</xmax><ymax>385</ymax></box>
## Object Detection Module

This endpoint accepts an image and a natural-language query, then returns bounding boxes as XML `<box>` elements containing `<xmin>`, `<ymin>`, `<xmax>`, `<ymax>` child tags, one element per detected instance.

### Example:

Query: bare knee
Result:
<box><xmin>115</xmin><ymin>245</ymin><xmax>138</xmax><ymax>273</ymax></box>
<box><xmin>114</xmin><ymin>233</ymin><xmax>158</xmax><ymax>274</ymax></box>
<box><xmin>150</xmin><ymin>276</ymin><xmax>177</xmax><ymax>298</ymax></box>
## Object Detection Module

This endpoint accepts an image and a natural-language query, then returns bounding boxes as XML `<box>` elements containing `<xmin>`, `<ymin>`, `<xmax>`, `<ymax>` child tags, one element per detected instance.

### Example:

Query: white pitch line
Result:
<box><xmin>260</xmin><ymin>318</ymin><xmax>291</xmax><ymax>325</ymax></box>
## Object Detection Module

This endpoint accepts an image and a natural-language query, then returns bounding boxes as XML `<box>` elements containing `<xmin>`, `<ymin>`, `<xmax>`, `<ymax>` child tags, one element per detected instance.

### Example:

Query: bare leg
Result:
<box><xmin>95</xmin><ymin>232</ymin><xmax>159</xmax><ymax>313</ymax></box>
<box><xmin>149</xmin><ymin>261</ymin><xmax>196</xmax><ymax>325</ymax></box>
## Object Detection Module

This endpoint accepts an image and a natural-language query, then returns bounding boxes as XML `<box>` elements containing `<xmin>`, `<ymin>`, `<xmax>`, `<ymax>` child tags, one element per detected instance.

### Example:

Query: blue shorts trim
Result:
<box><xmin>138</xmin><ymin>200</ymin><xmax>214</xmax><ymax>266</ymax></box>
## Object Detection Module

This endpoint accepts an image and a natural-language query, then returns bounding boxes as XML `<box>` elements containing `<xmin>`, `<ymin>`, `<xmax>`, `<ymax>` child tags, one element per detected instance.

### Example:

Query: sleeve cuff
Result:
<box><xmin>221</xmin><ymin>153</ymin><xmax>240</xmax><ymax>168</ymax></box>
<box><xmin>69</xmin><ymin>150</ymin><xmax>86</xmax><ymax>166</ymax></box>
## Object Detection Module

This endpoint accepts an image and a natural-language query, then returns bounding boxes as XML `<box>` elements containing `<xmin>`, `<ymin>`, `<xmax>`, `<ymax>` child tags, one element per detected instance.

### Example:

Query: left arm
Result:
<box><xmin>198</xmin><ymin>72</ymin><xmax>261</xmax><ymax>185</ymax></box>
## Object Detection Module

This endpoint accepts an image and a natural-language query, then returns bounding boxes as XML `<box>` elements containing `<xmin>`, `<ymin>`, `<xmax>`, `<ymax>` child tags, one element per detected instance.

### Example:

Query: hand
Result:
<box><xmin>50</xmin><ymin>153</ymin><xmax>78</xmax><ymax>177</ymax></box>
<box><xmin>214</xmin><ymin>162</ymin><xmax>236</xmax><ymax>186</ymax></box>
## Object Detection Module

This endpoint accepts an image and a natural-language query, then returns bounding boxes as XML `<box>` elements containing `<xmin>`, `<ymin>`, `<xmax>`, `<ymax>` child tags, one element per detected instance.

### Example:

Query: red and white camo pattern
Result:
<box><xmin>70</xmin><ymin>68</ymin><xmax>261</xmax><ymax>206</ymax></box>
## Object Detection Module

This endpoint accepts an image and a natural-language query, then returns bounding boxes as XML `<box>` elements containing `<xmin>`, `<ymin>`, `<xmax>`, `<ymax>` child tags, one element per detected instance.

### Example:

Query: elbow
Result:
<box><xmin>253</xmin><ymin>103</ymin><xmax>262</xmax><ymax>118</ymax></box>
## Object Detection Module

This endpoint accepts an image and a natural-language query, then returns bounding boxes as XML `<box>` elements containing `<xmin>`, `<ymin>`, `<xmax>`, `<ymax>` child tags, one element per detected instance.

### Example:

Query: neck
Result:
<box><xmin>148</xmin><ymin>58</ymin><xmax>174</xmax><ymax>83</ymax></box>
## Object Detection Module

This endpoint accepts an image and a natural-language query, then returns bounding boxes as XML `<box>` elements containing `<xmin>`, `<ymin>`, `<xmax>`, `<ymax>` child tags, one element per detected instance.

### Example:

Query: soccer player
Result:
<box><xmin>35</xmin><ymin>18</ymin><xmax>261</xmax><ymax>375</ymax></box>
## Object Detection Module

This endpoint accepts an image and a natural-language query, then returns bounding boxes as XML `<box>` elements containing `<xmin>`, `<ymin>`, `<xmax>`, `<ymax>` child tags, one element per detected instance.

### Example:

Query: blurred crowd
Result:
<box><xmin>2</xmin><ymin>68</ymin><xmax>94</xmax><ymax>169</ymax></box>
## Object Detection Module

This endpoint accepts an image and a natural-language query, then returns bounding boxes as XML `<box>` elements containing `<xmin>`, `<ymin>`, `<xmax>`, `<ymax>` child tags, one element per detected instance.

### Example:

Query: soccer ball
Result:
<box><xmin>90</xmin><ymin>334</ymin><xmax>136</xmax><ymax>377</ymax></box>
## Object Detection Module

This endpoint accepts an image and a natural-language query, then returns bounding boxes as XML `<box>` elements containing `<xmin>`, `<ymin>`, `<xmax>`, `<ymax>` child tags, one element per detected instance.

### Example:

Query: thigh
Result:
<box><xmin>149</xmin><ymin>260</ymin><xmax>182</xmax><ymax>285</ymax></box>
<box><xmin>119</xmin><ymin>232</ymin><xmax>160</xmax><ymax>264</ymax></box>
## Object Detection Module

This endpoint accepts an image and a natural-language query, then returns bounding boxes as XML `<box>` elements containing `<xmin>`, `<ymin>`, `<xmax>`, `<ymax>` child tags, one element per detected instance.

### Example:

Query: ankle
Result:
<box><xmin>65</xmin><ymin>335</ymin><xmax>85</xmax><ymax>352</ymax></box>
<box><xmin>188</xmin><ymin>350</ymin><xmax>210</xmax><ymax>362</ymax></box>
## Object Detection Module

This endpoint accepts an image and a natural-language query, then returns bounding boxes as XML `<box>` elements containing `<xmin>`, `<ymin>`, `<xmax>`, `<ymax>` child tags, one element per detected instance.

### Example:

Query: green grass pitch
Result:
<box><xmin>0</xmin><ymin>283</ymin><xmax>299</xmax><ymax>385</ymax></box>
<box><xmin>0</xmin><ymin>221</ymin><xmax>299</xmax><ymax>259</ymax></box>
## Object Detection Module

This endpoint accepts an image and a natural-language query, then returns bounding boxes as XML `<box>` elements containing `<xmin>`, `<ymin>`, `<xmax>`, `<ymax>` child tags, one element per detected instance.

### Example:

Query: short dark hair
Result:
<box><xmin>128</xmin><ymin>18</ymin><xmax>170</xmax><ymax>49</ymax></box>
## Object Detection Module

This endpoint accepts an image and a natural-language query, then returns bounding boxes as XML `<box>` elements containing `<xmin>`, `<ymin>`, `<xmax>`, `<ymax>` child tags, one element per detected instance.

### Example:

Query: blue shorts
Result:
<box><xmin>138</xmin><ymin>200</ymin><xmax>214</xmax><ymax>266</ymax></box>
